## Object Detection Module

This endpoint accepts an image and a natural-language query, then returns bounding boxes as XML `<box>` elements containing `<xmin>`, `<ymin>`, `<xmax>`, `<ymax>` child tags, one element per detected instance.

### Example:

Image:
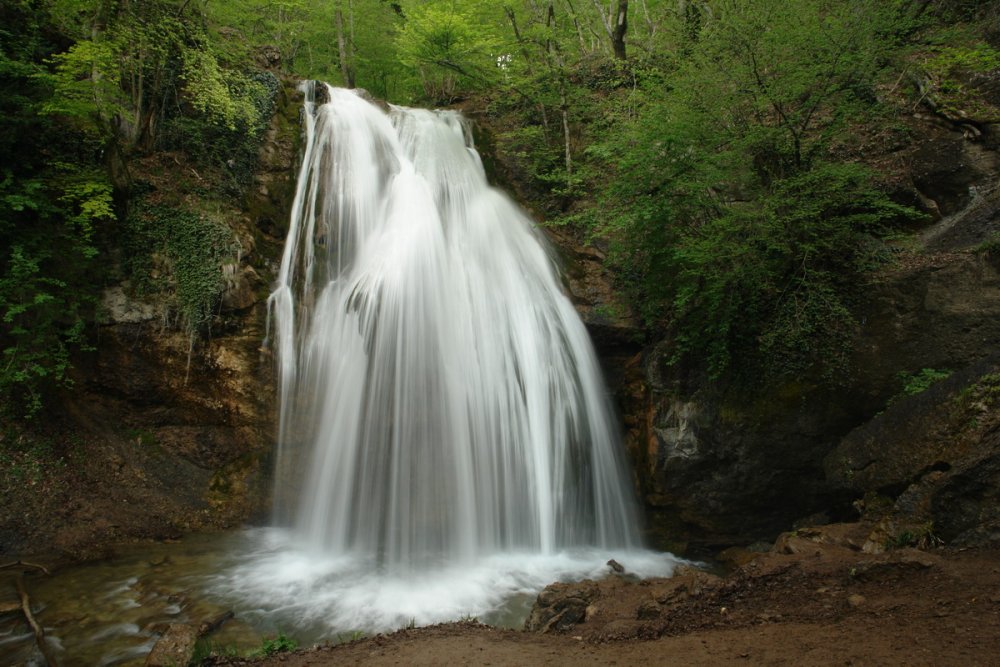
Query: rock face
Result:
<box><xmin>524</xmin><ymin>580</ymin><xmax>601</xmax><ymax>633</ymax></box>
<box><xmin>624</xmin><ymin>116</ymin><xmax>1000</xmax><ymax>551</ymax></box>
<box><xmin>826</xmin><ymin>365</ymin><xmax>1000</xmax><ymax>549</ymax></box>
<box><xmin>0</xmin><ymin>79</ymin><xmax>303</xmax><ymax>562</ymax></box>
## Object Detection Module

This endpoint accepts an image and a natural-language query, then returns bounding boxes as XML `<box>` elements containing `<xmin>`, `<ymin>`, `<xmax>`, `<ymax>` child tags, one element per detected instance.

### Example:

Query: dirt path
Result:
<box><xmin>208</xmin><ymin>531</ymin><xmax>1000</xmax><ymax>666</ymax></box>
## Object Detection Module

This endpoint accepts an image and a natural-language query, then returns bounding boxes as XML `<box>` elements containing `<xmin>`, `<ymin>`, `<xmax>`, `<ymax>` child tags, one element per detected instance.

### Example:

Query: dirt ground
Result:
<box><xmin>208</xmin><ymin>528</ymin><xmax>1000</xmax><ymax>666</ymax></box>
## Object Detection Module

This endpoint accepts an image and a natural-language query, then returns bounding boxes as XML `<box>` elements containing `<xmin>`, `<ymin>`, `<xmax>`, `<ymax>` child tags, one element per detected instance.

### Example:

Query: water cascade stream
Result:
<box><xmin>1</xmin><ymin>85</ymin><xmax>680</xmax><ymax>665</ymax></box>
<box><xmin>249</xmin><ymin>84</ymin><xmax>678</xmax><ymax>627</ymax></box>
<box><xmin>270</xmin><ymin>82</ymin><xmax>640</xmax><ymax>567</ymax></box>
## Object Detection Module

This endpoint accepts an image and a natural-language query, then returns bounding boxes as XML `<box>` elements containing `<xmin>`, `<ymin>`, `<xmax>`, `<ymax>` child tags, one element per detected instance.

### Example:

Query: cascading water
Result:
<box><xmin>1</xmin><ymin>85</ymin><xmax>679</xmax><ymax>665</ymax></box>
<box><xmin>214</xmin><ymin>82</ymin><xmax>678</xmax><ymax>633</ymax></box>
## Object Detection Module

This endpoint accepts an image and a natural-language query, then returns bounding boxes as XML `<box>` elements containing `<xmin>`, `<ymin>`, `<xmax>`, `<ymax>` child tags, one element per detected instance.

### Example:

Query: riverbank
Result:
<box><xmin>207</xmin><ymin>524</ymin><xmax>1000</xmax><ymax>666</ymax></box>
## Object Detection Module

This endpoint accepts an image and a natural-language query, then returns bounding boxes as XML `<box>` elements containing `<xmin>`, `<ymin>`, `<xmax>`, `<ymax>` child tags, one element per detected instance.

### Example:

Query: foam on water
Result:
<box><xmin>269</xmin><ymin>83</ymin><xmax>644</xmax><ymax>570</ymax></box>
<box><xmin>207</xmin><ymin>528</ymin><xmax>682</xmax><ymax>635</ymax></box>
<box><xmin>250</xmin><ymin>82</ymin><xmax>680</xmax><ymax>634</ymax></box>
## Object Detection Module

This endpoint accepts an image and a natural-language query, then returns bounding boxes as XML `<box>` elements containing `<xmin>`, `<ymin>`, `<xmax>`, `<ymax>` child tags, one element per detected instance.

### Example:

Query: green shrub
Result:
<box><xmin>257</xmin><ymin>631</ymin><xmax>297</xmax><ymax>656</ymax></box>
<box><xmin>162</xmin><ymin>70</ymin><xmax>278</xmax><ymax>197</ymax></box>
<box><xmin>897</xmin><ymin>368</ymin><xmax>952</xmax><ymax>397</ymax></box>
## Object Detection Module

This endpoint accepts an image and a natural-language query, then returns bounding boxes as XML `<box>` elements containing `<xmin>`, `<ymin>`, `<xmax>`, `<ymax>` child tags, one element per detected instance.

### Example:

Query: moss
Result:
<box><xmin>122</xmin><ymin>200</ymin><xmax>238</xmax><ymax>334</ymax></box>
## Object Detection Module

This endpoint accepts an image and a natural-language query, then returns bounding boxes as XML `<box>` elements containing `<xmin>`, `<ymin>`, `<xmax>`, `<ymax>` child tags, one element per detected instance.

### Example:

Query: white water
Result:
<box><xmin>257</xmin><ymin>82</ymin><xmax>679</xmax><ymax>630</ymax></box>
<box><xmin>5</xmin><ymin>84</ymin><xmax>682</xmax><ymax>667</ymax></box>
<box><xmin>4</xmin><ymin>84</ymin><xmax>680</xmax><ymax>665</ymax></box>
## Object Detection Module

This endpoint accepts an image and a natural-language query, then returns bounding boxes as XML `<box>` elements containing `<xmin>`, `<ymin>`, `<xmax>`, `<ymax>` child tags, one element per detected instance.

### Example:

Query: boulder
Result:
<box><xmin>145</xmin><ymin>624</ymin><xmax>198</xmax><ymax>667</ymax></box>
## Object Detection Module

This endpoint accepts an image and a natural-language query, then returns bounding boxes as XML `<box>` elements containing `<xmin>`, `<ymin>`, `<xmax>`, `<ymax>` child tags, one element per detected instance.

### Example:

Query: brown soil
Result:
<box><xmin>208</xmin><ymin>530</ymin><xmax>1000</xmax><ymax>666</ymax></box>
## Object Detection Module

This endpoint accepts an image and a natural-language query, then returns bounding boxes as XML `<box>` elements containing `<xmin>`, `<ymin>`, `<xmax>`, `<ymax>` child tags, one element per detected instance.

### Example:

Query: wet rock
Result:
<box><xmin>638</xmin><ymin>250</ymin><xmax>1000</xmax><ymax>549</ymax></box>
<box><xmin>910</xmin><ymin>135</ymin><xmax>987</xmax><ymax>215</ymax></box>
<box><xmin>221</xmin><ymin>265</ymin><xmax>261</xmax><ymax>311</ymax></box>
<box><xmin>541</xmin><ymin>225</ymin><xmax>643</xmax><ymax>357</ymax></box>
<box><xmin>826</xmin><ymin>364</ymin><xmax>1000</xmax><ymax>549</ymax></box>
<box><xmin>100</xmin><ymin>285</ymin><xmax>159</xmax><ymax>324</ymax></box>
<box><xmin>525</xmin><ymin>581</ymin><xmax>600</xmax><ymax>632</ymax></box>
<box><xmin>145</xmin><ymin>624</ymin><xmax>198</xmax><ymax>667</ymax></box>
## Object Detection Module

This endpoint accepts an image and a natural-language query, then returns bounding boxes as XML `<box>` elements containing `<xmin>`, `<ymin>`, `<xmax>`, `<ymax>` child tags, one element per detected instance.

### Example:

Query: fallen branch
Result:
<box><xmin>15</xmin><ymin>575</ymin><xmax>59</xmax><ymax>666</ymax></box>
<box><xmin>0</xmin><ymin>560</ymin><xmax>51</xmax><ymax>575</ymax></box>
<box><xmin>198</xmin><ymin>609</ymin><xmax>234</xmax><ymax>636</ymax></box>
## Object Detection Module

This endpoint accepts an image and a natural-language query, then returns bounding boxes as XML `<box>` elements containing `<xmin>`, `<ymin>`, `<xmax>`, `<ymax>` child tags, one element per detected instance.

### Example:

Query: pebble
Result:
<box><xmin>847</xmin><ymin>594</ymin><xmax>866</xmax><ymax>608</ymax></box>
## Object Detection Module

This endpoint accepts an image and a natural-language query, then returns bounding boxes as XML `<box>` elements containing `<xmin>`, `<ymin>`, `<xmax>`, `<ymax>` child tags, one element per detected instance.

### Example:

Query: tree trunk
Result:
<box><xmin>611</xmin><ymin>0</ymin><xmax>628</xmax><ymax>59</ymax></box>
<box><xmin>335</xmin><ymin>7</ymin><xmax>355</xmax><ymax>88</ymax></box>
<box><xmin>547</xmin><ymin>3</ymin><xmax>572</xmax><ymax>175</ymax></box>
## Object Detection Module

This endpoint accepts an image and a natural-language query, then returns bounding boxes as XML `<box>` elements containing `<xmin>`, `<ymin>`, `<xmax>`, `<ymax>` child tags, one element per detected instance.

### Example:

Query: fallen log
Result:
<box><xmin>198</xmin><ymin>609</ymin><xmax>235</xmax><ymax>635</ymax></box>
<box><xmin>15</xmin><ymin>574</ymin><xmax>59</xmax><ymax>666</ymax></box>
<box><xmin>0</xmin><ymin>560</ymin><xmax>51</xmax><ymax>575</ymax></box>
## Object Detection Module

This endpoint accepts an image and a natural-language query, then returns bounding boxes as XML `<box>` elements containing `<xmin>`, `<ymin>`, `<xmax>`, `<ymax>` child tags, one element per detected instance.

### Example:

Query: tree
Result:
<box><xmin>394</xmin><ymin>0</ymin><xmax>503</xmax><ymax>102</ymax></box>
<box><xmin>335</xmin><ymin>0</ymin><xmax>356</xmax><ymax>88</ymax></box>
<box><xmin>575</xmin><ymin>0</ymin><xmax>923</xmax><ymax>382</ymax></box>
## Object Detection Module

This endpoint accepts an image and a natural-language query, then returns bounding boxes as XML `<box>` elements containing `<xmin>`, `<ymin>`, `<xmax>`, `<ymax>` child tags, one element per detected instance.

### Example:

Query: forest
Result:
<box><xmin>3</xmin><ymin>0</ymin><xmax>1000</xmax><ymax>665</ymax></box>
<box><xmin>3</xmin><ymin>0</ymin><xmax>997</xmax><ymax>416</ymax></box>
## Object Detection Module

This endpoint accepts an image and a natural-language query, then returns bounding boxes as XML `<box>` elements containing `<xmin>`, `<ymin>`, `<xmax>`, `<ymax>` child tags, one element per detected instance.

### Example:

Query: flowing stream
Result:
<box><xmin>3</xmin><ymin>84</ymin><xmax>680</xmax><ymax>666</ymax></box>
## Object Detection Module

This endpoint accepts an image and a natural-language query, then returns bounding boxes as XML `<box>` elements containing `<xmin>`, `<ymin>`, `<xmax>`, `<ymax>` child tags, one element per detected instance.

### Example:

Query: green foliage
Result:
<box><xmin>256</xmin><ymin>631</ymin><xmax>298</xmax><ymax>657</ymax></box>
<box><xmin>203</xmin><ymin>0</ymin><xmax>406</xmax><ymax>99</ymax></box>
<box><xmin>917</xmin><ymin>27</ymin><xmax>1000</xmax><ymax>120</ymax></box>
<box><xmin>42</xmin><ymin>38</ymin><xmax>126</xmax><ymax>138</ymax></box>
<box><xmin>0</xmin><ymin>2</ymin><xmax>110</xmax><ymax>416</ymax></box>
<box><xmin>163</xmin><ymin>70</ymin><xmax>278</xmax><ymax>196</ymax></box>
<box><xmin>1</xmin><ymin>1</ymin><xmax>285</xmax><ymax>417</ymax></box>
<box><xmin>897</xmin><ymin>368</ymin><xmax>952</xmax><ymax>397</ymax></box>
<box><xmin>189</xmin><ymin>637</ymin><xmax>239</xmax><ymax>664</ymax></box>
<box><xmin>395</xmin><ymin>2</ymin><xmax>502</xmax><ymax>103</ymax></box>
<box><xmin>976</xmin><ymin>232</ymin><xmax>1000</xmax><ymax>259</ymax></box>
<box><xmin>560</xmin><ymin>0</ymin><xmax>924</xmax><ymax>384</ymax></box>
<box><xmin>123</xmin><ymin>200</ymin><xmax>237</xmax><ymax>333</ymax></box>
<box><xmin>884</xmin><ymin>522</ymin><xmax>941</xmax><ymax>550</ymax></box>
<box><xmin>954</xmin><ymin>372</ymin><xmax>1000</xmax><ymax>417</ymax></box>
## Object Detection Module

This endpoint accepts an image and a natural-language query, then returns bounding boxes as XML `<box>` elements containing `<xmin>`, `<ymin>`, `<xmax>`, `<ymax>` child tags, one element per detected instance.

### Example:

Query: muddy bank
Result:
<box><xmin>206</xmin><ymin>525</ymin><xmax>1000</xmax><ymax>666</ymax></box>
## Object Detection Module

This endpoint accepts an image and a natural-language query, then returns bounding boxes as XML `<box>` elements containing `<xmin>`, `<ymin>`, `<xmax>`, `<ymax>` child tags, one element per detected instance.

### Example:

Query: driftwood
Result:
<box><xmin>2</xmin><ymin>561</ymin><xmax>57</xmax><ymax>665</ymax></box>
<box><xmin>0</xmin><ymin>560</ymin><xmax>51</xmax><ymax>575</ymax></box>
<box><xmin>198</xmin><ymin>609</ymin><xmax>235</xmax><ymax>635</ymax></box>
<box><xmin>15</xmin><ymin>575</ymin><xmax>59</xmax><ymax>667</ymax></box>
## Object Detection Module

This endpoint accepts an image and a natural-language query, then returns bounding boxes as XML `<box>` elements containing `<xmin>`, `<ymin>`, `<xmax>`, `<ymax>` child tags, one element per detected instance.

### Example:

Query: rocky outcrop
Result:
<box><xmin>620</xmin><ymin>113</ymin><xmax>1000</xmax><ymax>552</ymax></box>
<box><xmin>0</xmin><ymin>79</ymin><xmax>303</xmax><ymax>562</ymax></box>
<box><xmin>826</xmin><ymin>364</ymin><xmax>1000</xmax><ymax>550</ymax></box>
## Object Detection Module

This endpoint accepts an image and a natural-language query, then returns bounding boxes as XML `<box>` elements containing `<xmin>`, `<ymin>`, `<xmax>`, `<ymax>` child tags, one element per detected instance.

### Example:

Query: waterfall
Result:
<box><xmin>269</xmin><ymin>83</ymin><xmax>639</xmax><ymax>569</ymax></box>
